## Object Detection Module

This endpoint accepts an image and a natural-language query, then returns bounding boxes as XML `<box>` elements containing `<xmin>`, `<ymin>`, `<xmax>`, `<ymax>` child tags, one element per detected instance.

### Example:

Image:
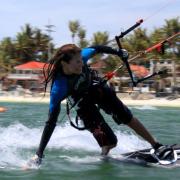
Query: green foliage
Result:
<box><xmin>0</xmin><ymin>37</ymin><xmax>16</xmax><ymax>75</ymax></box>
<box><xmin>77</xmin><ymin>27</ymin><xmax>89</xmax><ymax>48</ymax></box>
<box><xmin>14</xmin><ymin>24</ymin><xmax>51</xmax><ymax>63</ymax></box>
<box><xmin>103</xmin><ymin>55</ymin><xmax>121</xmax><ymax>72</ymax></box>
<box><xmin>125</xmin><ymin>28</ymin><xmax>150</xmax><ymax>54</ymax></box>
<box><xmin>0</xmin><ymin>24</ymin><xmax>54</xmax><ymax>76</ymax></box>
<box><xmin>0</xmin><ymin>37</ymin><xmax>16</xmax><ymax>64</ymax></box>
<box><xmin>148</xmin><ymin>17</ymin><xmax>180</xmax><ymax>60</ymax></box>
<box><xmin>68</xmin><ymin>20</ymin><xmax>80</xmax><ymax>43</ymax></box>
<box><xmin>91</xmin><ymin>31</ymin><xmax>109</xmax><ymax>46</ymax></box>
<box><xmin>0</xmin><ymin>17</ymin><xmax>179</xmax><ymax>77</ymax></box>
<box><xmin>162</xmin><ymin>17</ymin><xmax>180</xmax><ymax>59</ymax></box>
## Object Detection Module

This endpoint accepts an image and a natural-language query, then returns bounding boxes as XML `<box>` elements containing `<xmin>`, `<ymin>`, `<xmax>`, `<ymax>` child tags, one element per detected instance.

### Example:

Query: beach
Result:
<box><xmin>1</xmin><ymin>94</ymin><xmax>180</xmax><ymax>107</ymax></box>
<box><xmin>0</xmin><ymin>95</ymin><xmax>50</xmax><ymax>103</ymax></box>
<box><xmin>122</xmin><ymin>98</ymin><xmax>180</xmax><ymax>107</ymax></box>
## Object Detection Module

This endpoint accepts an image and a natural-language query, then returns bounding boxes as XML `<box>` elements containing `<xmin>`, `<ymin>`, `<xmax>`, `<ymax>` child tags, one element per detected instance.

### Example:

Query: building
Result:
<box><xmin>90</xmin><ymin>58</ymin><xmax>180</xmax><ymax>95</ymax></box>
<box><xmin>2</xmin><ymin>58</ymin><xmax>179</xmax><ymax>96</ymax></box>
<box><xmin>150</xmin><ymin>59</ymin><xmax>180</xmax><ymax>95</ymax></box>
<box><xmin>5</xmin><ymin>61</ymin><xmax>46</xmax><ymax>92</ymax></box>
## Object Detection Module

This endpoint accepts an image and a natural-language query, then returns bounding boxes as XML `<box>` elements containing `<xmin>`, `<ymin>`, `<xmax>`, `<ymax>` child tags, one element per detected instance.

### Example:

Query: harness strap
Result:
<box><xmin>66</xmin><ymin>101</ymin><xmax>86</xmax><ymax>130</ymax></box>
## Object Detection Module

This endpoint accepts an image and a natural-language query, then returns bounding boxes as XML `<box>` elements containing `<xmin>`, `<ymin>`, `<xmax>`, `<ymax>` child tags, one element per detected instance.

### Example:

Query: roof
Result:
<box><xmin>14</xmin><ymin>61</ymin><xmax>46</xmax><ymax>70</ymax></box>
<box><xmin>90</xmin><ymin>60</ymin><xmax>149</xmax><ymax>77</ymax></box>
<box><xmin>130</xmin><ymin>65</ymin><xmax>149</xmax><ymax>77</ymax></box>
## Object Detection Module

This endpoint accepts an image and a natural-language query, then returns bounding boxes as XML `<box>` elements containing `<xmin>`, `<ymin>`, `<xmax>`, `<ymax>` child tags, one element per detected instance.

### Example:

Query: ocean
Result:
<box><xmin>0</xmin><ymin>102</ymin><xmax>180</xmax><ymax>180</ymax></box>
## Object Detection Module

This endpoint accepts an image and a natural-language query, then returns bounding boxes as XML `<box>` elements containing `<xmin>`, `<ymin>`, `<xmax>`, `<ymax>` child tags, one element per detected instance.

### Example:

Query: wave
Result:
<box><xmin>0</xmin><ymin>123</ymin><xmax>150</xmax><ymax>168</ymax></box>
<box><xmin>130</xmin><ymin>105</ymin><xmax>158</xmax><ymax>110</ymax></box>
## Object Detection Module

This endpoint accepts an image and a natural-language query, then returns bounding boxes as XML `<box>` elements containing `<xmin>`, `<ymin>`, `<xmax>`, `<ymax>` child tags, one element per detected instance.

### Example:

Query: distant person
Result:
<box><xmin>29</xmin><ymin>44</ymin><xmax>163</xmax><ymax>166</ymax></box>
<box><xmin>0</xmin><ymin>107</ymin><xmax>7</xmax><ymax>112</ymax></box>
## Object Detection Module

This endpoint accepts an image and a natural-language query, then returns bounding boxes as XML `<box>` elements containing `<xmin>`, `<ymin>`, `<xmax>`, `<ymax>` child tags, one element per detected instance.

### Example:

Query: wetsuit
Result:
<box><xmin>36</xmin><ymin>46</ymin><xmax>133</xmax><ymax>158</ymax></box>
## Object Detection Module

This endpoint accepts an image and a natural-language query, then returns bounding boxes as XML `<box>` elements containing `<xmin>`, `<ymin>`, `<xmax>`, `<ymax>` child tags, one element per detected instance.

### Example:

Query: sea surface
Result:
<box><xmin>0</xmin><ymin>102</ymin><xmax>180</xmax><ymax>180</ymax></box>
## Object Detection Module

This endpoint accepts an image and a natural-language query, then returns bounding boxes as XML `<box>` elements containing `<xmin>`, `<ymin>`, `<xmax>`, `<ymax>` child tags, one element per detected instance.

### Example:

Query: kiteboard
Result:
<box><xmin>22</xmin><ymin>144</ymin><xmax>180</xmax><ymax>170</ymax></box>
<box><xmin>108</xmin><ymin>144</ymin><xmax>180</xmax><ymax>168</ymax></box>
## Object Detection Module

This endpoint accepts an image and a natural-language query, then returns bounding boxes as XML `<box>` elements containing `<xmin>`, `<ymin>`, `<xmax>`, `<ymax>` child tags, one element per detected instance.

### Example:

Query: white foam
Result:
<box><xmin>48</xmin><ymin>124</ymin><xmax>99</xmax><ymax>151</ymax></box>
<box><xmin>0</xmin><ymin>122</ymin><xmax>150</xmax><ymax>168</ymax></box>
<box><xmin>0</xmin><ymin>124</ymin><xmax>42</xmax><ymax>168</ymax></box>
<box><xmin>0</xmin><ymin>124</ymin><xmax>41</xmax><ymax>149</ymax></box>
<box><xmin>112</xmin><ymin>131</ymin><xmax>150</xmax><ymax>154</ymax></box>
<box><xmin>59</xmin><ymin>155</ymin><xmax>102</xmax><ymax>164</ymax></box>
<box><xmin>130</xmin><ymin>105</ymin><xmax>158</xmax><ymax>110</ymax></box>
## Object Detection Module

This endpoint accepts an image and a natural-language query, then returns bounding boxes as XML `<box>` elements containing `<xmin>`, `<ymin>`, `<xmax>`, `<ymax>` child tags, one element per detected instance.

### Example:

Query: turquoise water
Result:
<box><xmin>0</xmin><ymin>102</ymin><xmax>180</xmax><ymax>180</ymax></box>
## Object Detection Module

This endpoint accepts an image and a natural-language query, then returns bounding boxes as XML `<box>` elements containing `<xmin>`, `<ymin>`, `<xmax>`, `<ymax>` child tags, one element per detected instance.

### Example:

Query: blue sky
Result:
<box><xmin>0</xmin><ymin>0</ymin><xmax>179</xmax><ymax>47</ymax></box>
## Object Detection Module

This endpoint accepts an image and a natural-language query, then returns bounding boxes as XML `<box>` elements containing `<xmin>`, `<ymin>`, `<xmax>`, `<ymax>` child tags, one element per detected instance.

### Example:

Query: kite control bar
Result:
<box><xmin>114</xmin><ymin>20</ymin><xmax>144</xmax><ymax>86</ymax></box>
<box><xmin>104</xmin><ymin>32</ymin><xmax>180</xmax><ymax>86</ymax></box>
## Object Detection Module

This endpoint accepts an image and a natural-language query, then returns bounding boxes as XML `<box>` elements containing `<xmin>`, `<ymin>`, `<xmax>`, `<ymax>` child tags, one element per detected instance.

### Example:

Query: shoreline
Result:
<box><xmin>1</xmin><ymin>95</ymin><xmax>180</xmax><ymax>107</ymax></box>
<box><xmin>121</xmin><ymin>99</ymin><xmax>180</xmax><ymax>107</ymax></box>
<box><xmin>0</xmin><ymin>96</ymin><xmax>50</xmax><ymax>103</ymax></box>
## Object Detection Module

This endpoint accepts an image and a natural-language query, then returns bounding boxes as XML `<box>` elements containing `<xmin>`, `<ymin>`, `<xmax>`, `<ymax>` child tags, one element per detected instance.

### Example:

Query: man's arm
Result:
<box><xmin>81</xmin><ymin>45</ymin><xmax>128</xmax><ymax>63</ymax></box>
<box><xmin>36</xmin><ymin>105</ymin><xmax>60</xmax><ymax>158</ymax></box>
<box><xmin>36</xmin><ymin>77</ymin><xmax>68</xmax><ymax>158</ymax></box>
<box><xmin>29</xmin><ymin>77</ymin><xmax>68</xmax><ymax>166</ymax></box>
<box><xmin>90</xmin><ymin>45</ymin><xmax>119</xmax><ymax>55</ymax></box>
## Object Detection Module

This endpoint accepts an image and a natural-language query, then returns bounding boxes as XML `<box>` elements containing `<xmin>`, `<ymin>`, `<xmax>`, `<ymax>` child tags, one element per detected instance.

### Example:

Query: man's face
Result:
<box><xmin>62</xmin><ymin>53</ymin><xmax>83</xmax><ymax>75</ymax></box>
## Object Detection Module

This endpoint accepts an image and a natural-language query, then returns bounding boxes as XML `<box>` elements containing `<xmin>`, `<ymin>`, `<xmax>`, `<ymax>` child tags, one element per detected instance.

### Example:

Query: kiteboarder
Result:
<box><xmin>29</xmin><ymin>44</ymin><xmax>163</xmax><ymax>166</ymax></box>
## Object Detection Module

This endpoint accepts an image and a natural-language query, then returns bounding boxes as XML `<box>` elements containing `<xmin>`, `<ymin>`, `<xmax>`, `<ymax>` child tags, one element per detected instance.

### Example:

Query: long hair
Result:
<box><xmin>43</xmin><ymin>44</ymin><xmax>81</xmax><ymax>93</ymax></box>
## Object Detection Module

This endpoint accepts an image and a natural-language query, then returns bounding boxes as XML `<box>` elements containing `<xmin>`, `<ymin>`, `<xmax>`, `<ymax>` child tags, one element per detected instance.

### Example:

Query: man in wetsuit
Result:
<box><xmin>30</xmin><ymin>44</ymin><xmax>162</xmax><ymax>166</ymax></box>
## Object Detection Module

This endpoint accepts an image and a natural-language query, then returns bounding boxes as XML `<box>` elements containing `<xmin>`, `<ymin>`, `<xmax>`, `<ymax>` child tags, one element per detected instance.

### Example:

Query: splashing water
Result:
<box><xmin>0</xmin><ymin>122</ymin><xmax>149</xmax><ymax>169</ymax></box>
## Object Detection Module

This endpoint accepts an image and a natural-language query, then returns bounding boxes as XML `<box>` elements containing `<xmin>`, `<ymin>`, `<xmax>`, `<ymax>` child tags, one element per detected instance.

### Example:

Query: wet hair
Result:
<box><xmin>43</xmin><ymin>44</ymin><xmax>81</xmax><ymax>93</ymax></box>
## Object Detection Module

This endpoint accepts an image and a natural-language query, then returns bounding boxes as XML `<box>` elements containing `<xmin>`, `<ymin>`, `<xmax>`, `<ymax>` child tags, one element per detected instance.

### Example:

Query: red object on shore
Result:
<box><xmin>0</xmin><ymin>107</ymin><xmax>7</xmax><ymax>112</ymax></box>
<box><xmin>14</xmin><ymin>61</ymin><xmax>46</xmax><ymax>70</ymax></box>
<box><xmin>130</xmin><ymin>65</ymin><xmax>149</xmax><ymax>77</ymax></box>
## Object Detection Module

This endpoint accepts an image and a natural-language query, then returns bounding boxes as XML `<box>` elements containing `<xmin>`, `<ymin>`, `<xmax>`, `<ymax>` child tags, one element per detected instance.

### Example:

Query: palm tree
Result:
<box><xmin>91</xmin><ymin>31</ymin><xmax>109</xmax><ymax>45</ymax></box>
<box><xmin>15</xmin><ymin>24</ymin><xmax>35</xmax><ymax>62</ymax></box>
<box><xmin>0</xmin><ymin>37</ymin><xmax>16</xmax><ymax>74</ymax></box>
<box><xmin>33</xmin><ymin>29</ymin><xmax>50</xmax><ymax>62</ymax></box>
<box><xmin>163</xmin><ymin>17</ymin><xmax>180</xmax><ymax>59</ymax></box>
<box><xmin>68</xmin><ymin>20</ymin><xmax>80</xmax><ymax>43</ymax></box>
<box><xmin>126</xmin><ymin>28</ymin><xmax>150</xmax><ymax>54</ymax></box>
<box><xmin>15</xmin><ymin>24</ymin><xmax>54</xmax><ymax>63</ymax></box>
<box><xmin>77</xmin><ymin>27</ymin><xmax>88</xmax><ymax>48</ymax></box>
<box><xmin>162</xmin><ymin>17</ymin><xmax>180</xmax><ymax>89</ymax></box>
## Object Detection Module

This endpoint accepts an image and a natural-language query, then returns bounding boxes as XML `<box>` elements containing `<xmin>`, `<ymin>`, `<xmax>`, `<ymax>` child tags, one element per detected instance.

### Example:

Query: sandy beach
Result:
<box><xmin>0</xmin><ymin>95</ymin><xmax>50</xmax><ymax>103</ymax></box>
<box><xmin>1</xmin><ymin>94</ymin><xmax>180</xmax><ymax>107</ymax></box>
<box><xmin>121</xmin><ymin>98</ymin><xmax>180</xmax><ymax>107</ymax></box>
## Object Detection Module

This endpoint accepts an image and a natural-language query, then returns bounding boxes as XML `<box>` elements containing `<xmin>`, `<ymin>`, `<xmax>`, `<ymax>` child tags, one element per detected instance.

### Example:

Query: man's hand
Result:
<box><xmin>27</xmin><ymin>154</ymin><xmax>42</xmax><ymax>168</ymax></box>
<box><xmin>22</xmin><ymin>154</ymin><xmax>43</xmax><ymax>170</ymax></box>
<box><xmin>117</xmin><ymin>49</ymin><xmax>129</xmax><ymax>60</ymax></box>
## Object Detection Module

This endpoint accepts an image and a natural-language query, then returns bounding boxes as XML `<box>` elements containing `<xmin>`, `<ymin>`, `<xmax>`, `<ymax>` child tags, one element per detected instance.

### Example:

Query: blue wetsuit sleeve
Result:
<box><xmin>36</xmin><ymin>76</ymin><xmax>68</xmax><ymax>158</ymax></box>
<box><xmin>49</xmin><ymin>76</ymin><xmax>68</xmax><ymax>113</ymax></box>
<box><xmin>81</xmin><ymin>46</ymin><xmax>119</xmax><ymax>64</ymax></box>
<box><xmin>81</xmin><ymin>48</ymin><xmax>96</xmax><ymax>64</ymax></box>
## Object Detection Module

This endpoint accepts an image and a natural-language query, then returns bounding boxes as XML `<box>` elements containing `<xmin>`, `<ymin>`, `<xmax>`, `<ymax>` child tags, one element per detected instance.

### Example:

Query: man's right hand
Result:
<box><xmin>22</xmin><ymin>154</ymin><xmax>42</xmax><ymax>170</ymax></box>
<box><xmin>117</xmin><ymin>49</ymin><xmax>129</xmax><ymax>60</ymax></box>
<box><xmin>27</xmin><ymin>154</ymin><xmax>42</xmax><ymax>167</ymax></box>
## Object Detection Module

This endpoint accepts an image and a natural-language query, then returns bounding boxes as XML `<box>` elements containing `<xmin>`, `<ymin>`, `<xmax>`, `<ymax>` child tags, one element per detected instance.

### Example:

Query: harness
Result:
<box><xmin>66</xmin><ymin>99</ymin><xmax>86</xmax><ymax>130</ymax></box>
<box><xmin>66</xmin><ymin>65</ymin><xmax>102</xmax><ymax>130</ymax></box>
